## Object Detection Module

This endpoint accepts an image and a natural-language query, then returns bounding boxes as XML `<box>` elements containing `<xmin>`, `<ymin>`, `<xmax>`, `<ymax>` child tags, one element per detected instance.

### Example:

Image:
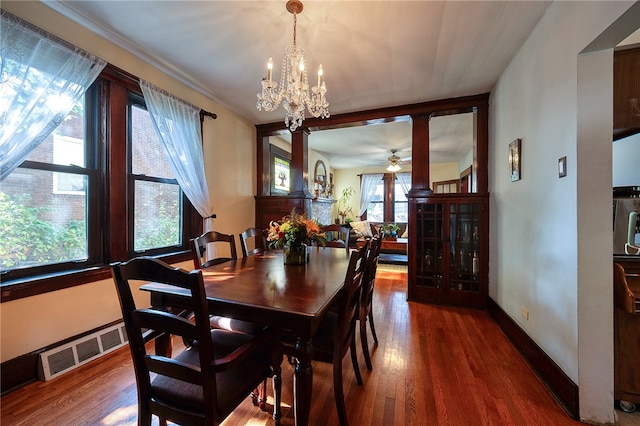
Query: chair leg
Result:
<box><xmin>368</xmin><ymin>311</ymin><xmax>379</xmax><ymax>344</ymax></box>
<box><xmin>272</xmin><ymin>367</ymin><xmax>282</xmax><ymax>425</ymax></box>
<box><xmin>360</xmin><ymin>318</ymin><xmax>373</xmax><ymax>371</ymax></box>
<box><xmin>350</xmin><ymin>338</ymin><xmax>363</xmax><ymax>386</ymax></box>
<box><xmin>259</xmin><ymin>379</ymin><xmax>268</xmax><ymax>411</ymax></box>
<box><xmin>139</xmin><ymin>410</ymin><xmax>152</xmax><ymax>426</ymax></box>
<box><xmin>333</xmin><ymin>359</ymin><xmax>349</xmax><ymax>426</ymax></box>
<box><xmin>251</xmin><ymin>387</ymin><xmax>260</xmax><ymax>406</ymax></box>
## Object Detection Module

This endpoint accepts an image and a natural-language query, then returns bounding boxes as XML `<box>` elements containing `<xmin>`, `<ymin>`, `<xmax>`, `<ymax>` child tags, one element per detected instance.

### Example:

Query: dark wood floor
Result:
<box><xmin>2</xmin><ymin>265</ymin><xmax>586</xmax><ymax>425</ymax></box>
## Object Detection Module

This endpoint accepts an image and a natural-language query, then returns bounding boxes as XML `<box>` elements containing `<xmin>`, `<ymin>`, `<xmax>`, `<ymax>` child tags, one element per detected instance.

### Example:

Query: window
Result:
<box><xmin>366</xmin><ymin>181</ymin><xmax>384</xmax><ymax>222</ymax></box>
<box><xmin>364</xmin><ymin>173</ymin><xmax>409</xmax><ymax>224</ymax></box>
<box><xmin>394</xmin><ymin>182</ymin><xmax>408</xmax><ymax>223</ymax></box>
<box><xmin>0</xmin><ymin>96</ymin><xmax>99</xmax><ymax>276</ymax></box>
<box><xmin>129</xmin><ymin>97</ymin><xmax>183</xmax><ymax>254</ymax></box>
<box><xmin>1</xmin><ymin>66</ymin><xmax>199</xmax><ymax>288</ymax></box>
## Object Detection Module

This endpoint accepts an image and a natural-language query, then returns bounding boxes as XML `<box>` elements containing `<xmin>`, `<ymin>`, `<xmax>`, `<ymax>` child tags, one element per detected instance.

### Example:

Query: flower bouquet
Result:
<box><xmin>267</xmin><ymin>209</ymin><xmax>326</xmax><ymax>264</ymax></box>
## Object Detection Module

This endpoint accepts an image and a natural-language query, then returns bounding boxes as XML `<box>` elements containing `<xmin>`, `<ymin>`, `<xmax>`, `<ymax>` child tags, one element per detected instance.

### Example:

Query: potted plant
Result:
<box><xmin>336</xmin><ymin>187</ymin><xmax>355</xmax><ymax>224</ymax></box>
<box><xmin>381</xmin><ymin>223</ymin><xmax>400</xmax><ymax>239</ymax></box>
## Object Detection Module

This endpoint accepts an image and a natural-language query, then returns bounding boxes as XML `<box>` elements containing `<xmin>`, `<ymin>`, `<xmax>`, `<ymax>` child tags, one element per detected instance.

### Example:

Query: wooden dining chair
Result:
<box><xmin>111</xmin><ymin>256</ymin><xmax>282</xmax><ymax>426</ymax></box>
<box><xmin>190</xmin><ymin>230</ymin><xmax>270</xmax><ymax>409</ymax></box>
<box><xmin>190</xmin><ymin>231</ymin><xmax>238</xmax><ymax>269</ymax></box>
<box><xmin>239</xmin><ymin>227</ymin><xmax>267</xmax><ymax>257</ymax></box>
<box><xmin>359</xmin><ymin>235</ymin><xmax>383</xmax><ymax>371</ymax></box>
<box><xmin>281</xmin><ymin>240</ymin><xmax>369</xmax><ymax>426</ymax></box>
<box><xmin>321</xmin><ymin>224</ymin><xmax>351</xmax><ymax>254</ymax></box>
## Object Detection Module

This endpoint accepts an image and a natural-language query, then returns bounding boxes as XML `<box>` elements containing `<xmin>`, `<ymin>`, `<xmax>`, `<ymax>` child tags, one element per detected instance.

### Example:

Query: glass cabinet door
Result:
<box><xmin>415</xmin><ymin>202</ymin><xmax>444</xmax><ymax>289</ymax></box>
<box><xmin>448</xmin><ymin>203</ymin><xmax>481</xmax><ymax>292</ymax></box>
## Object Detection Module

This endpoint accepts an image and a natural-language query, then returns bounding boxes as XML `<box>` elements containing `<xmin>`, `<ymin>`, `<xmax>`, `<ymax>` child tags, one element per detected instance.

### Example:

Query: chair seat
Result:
<box><xmin>152</xmin><ymin>329</ymin><xmax>271</xmax><ymax>419</ymax></box>
<box><xmin>210</xmin><ymin>315</ymin><xmax>268</xmax><ymax>335</ymax></box>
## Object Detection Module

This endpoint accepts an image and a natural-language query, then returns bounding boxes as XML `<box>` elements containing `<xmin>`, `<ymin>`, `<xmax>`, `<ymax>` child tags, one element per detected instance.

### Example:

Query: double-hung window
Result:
<box><xmin>364</xmin><ymin>172</ymin><xmax>410</xmax><ymax>224</ymax></box>
<box><xmin>0</xmin><ymin>90</ymin><xmax>100</xmax><ymax>277</ymax></box>
<box><xmin>129</xmin><ymin>95</ymin><xmax>183</xmax><ymax>255</ymax></box>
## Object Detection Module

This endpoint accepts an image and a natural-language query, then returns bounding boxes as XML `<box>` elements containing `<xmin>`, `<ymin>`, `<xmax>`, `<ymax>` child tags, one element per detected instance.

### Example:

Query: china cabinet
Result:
<box><xmin>408</xmin><ymin>194</ymin><xmax>488</xmax><ymax>308</ymax></box>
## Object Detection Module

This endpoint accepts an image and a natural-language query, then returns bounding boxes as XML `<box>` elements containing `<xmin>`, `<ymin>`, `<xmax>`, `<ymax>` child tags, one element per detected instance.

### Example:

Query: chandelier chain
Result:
<box><xmin>293</xmin><ymin>11</ymin><xmax>297</xmax><ymax>46</ymax></box>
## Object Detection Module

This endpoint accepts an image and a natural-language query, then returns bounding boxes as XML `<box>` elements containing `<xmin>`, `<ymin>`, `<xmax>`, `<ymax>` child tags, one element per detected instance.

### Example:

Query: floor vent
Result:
<box><xmin>38</xmin><ymin>322</ymin><xmax>128</xmax><ymax>381</ymax></box>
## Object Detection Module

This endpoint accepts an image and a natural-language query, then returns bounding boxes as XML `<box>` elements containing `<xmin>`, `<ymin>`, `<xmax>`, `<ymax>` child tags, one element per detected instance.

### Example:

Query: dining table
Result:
<box><xmin>140</xmin><ymin>247</ymin><xmax>353</xmax><ymax>426</ymax></box>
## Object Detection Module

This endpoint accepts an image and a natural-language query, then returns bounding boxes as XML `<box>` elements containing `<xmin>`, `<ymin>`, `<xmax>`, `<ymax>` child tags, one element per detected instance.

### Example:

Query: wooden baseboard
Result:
<box><xmin>1</xmin><ymin>352</ymin><xmax>39</xmax><ymax>395</ymax></box>
<box><xmin>1</xmin><ymin>319</ymin><xmax>123</xmax><ymax>395</ymax></box>
<box><xmin>487</xmin><ymin>298</ymin><xmax>579</xmax><ymax>419</ymax></box>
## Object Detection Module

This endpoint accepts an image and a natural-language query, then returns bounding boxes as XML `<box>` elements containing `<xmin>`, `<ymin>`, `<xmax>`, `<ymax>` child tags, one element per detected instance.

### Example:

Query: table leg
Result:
<box><xmin>294</xmin><ymin>336</ymin><xmax>313</xmax><ymax>426</ymax></box>
<box><xmin>154</xmin><ymin>332</ymin><xmax>172</xmax><ymax>357</ymax></box>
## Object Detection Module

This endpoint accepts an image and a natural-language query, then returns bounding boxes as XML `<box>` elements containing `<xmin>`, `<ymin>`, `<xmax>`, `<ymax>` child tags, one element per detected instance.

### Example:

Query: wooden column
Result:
<box><xmin>257</xmin><ymin>133</ymin><xmax>270</xmax><ymax>196</ymax></box>
<box><xmin>410</xmin><ymin>114</ymin><xmax>432</xmax><ymax>193</ymax></box>
<box><xmin>290</xmin><ymin>128</ymin><xmax>310</xmax><ymax>196</ymax></box>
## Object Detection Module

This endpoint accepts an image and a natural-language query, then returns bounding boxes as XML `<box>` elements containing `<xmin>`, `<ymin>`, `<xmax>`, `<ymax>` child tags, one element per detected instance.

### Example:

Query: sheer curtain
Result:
<box><xmin>396</xmin><ymin>172</ymin><xmax>412</xmax><ymax>195</ymax></box>
<box><xmin>139</xmin><ymin>80</ymin><xmax>214</xmax><ymax>231</ymax></box>
<box><xmin>0</xmin><ymin>10</ymin><xmax>106</xmax><ymax>180</ymax></box>
<box><xmin>358</xmin><ymin>173</ymin><xmax>384</xmax><ymax>218</ymax></box>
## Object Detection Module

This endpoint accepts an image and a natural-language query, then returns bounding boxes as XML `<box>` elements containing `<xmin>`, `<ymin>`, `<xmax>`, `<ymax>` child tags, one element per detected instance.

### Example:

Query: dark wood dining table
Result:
<box><xmin>140</xmin><ymin>247</ymin><xmax>353</xmax><ymax>426</ymax></box>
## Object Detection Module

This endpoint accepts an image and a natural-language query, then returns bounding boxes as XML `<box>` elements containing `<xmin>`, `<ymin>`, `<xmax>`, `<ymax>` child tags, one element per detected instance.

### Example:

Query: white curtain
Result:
<box><xmin>0</xmin><ymin>10</ymin><xmax>107</xmax><ymax>180</ymax></box>
<box><xmin>358</xmin><ymin>173</ymin><xmax>384</xmax><ymax>218</ymax></box>
<box><xmin>396</xmin><ymin>172</ymin><xmax>412</xmax><ymax>195</ymax></box>
<box><xmin>139</xmin><ymin>80</ymin><xmax>214</xmax><ymax>230</ymax></box>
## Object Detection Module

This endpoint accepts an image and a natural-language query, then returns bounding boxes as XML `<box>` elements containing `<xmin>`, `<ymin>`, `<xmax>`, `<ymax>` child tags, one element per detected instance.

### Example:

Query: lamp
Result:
<box><xmin>257</xmin><ymin>0</ymin><xmax>329</xmax><ymax>131</ymax></box>
<box><xmin>387</xmin><ymin>149</ymin><xmax>402</xmax><ymax>172</ymax></box>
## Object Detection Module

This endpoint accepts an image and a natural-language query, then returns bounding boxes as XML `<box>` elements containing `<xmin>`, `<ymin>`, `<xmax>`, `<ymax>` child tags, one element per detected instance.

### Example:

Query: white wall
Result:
<box><xmin>490</xmin><ymin>1</ymin><xmax>638</xmax><ymax>422</ymax></box>
<box><xmin>0</xmin><ymin>2</ymin><xmax>256</xmax><ymax>362</ymax></box>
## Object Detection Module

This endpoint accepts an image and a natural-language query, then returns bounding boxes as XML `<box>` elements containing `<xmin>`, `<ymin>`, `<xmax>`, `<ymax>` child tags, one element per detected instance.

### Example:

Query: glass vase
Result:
<box><xmin>284</xmin><ymin>243</ymin><xmax>308</xmax><ymax>265</ymax></box>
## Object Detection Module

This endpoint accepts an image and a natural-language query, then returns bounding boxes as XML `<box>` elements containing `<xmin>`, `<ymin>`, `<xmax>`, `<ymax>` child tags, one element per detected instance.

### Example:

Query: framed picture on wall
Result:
<box><xmin>509</xmin><ymin>138</ymin><xmax>521</xmax><ymax>182</ymax></box>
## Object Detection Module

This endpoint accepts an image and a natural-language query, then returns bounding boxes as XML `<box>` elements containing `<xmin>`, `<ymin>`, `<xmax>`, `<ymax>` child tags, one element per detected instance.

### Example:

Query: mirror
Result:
<box><xmin>314</xmin><ymin>160</ymin><xmax>327</xmax><ymax>196</ymax></box>
<box><xmin>429</xmin><ymin>111</ymin><xmax>476</xmax><ymax>193</ymax></box>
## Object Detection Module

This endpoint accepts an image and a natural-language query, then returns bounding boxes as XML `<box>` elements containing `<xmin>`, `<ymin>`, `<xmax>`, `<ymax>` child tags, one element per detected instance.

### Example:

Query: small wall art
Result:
<box><xmin>508</xmin><ymin>138</ymin><xmax>521</xmax><ymax>182</ymax></box>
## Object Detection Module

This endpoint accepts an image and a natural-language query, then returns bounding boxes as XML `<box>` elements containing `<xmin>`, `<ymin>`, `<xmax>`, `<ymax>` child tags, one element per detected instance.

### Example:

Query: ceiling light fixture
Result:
<box><xmin>256</xmin><ymin>0</ymin><xmax>329</xmax><ymax>131</ymax></box>
<box><xmin>387</xmin><ymin>149</ymin><xmax>402</xmax><ymax>172</ymax></box>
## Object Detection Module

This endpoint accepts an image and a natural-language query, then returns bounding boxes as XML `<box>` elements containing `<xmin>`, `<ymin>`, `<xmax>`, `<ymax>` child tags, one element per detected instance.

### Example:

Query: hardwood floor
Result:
<box><xmin>1</xmin><ymin>264</ymin><xmax>628</xmax><ymax>425</ymax></box>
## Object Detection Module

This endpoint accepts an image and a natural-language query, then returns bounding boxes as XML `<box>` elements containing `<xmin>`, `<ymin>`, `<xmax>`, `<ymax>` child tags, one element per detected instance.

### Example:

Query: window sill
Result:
<box><xmin>1</xmin><ymin>251</ymin><xmax>192</xmax><ymax>303</ymax></box>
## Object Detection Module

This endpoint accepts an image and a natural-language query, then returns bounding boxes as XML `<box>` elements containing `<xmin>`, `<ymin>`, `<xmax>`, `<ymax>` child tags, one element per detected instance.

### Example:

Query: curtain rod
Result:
<box><xmin>200</xmin><ymin>110</ymin><xmax>217</xmax><ymax>120</ymax></box>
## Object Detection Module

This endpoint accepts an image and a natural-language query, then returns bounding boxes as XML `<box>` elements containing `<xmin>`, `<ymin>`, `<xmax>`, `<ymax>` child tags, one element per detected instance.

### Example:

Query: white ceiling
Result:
<box><xmin>43</xmin><ymin>0</ymin><xmax>551</xmax><ymax>169</ymax></box>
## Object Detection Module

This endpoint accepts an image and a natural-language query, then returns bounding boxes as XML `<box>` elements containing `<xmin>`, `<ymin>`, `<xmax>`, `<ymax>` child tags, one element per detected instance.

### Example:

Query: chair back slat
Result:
<box><xmin>145</xmin><ymin>355</ymin><xmax>203</xmax><ymax>385</ymax></box>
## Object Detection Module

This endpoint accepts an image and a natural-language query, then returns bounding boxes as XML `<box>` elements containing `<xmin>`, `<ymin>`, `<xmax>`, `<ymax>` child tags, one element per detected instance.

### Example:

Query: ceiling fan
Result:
<box><xmin>387</xmin><ymin>149</ymin><xmax>405</xmax><ymax>172</ymax></box>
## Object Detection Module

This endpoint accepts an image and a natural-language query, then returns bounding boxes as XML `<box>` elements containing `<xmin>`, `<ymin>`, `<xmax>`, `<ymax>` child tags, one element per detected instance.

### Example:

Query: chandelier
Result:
<box><xmin>387</xmin><ymin>149</ymin><xmax>402</xmax><ymax>172</ymax></box>
<box><xmin>257</xmin><ymin>0</ymin><xmax>329</xmax><ymax>131</ymax></box>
